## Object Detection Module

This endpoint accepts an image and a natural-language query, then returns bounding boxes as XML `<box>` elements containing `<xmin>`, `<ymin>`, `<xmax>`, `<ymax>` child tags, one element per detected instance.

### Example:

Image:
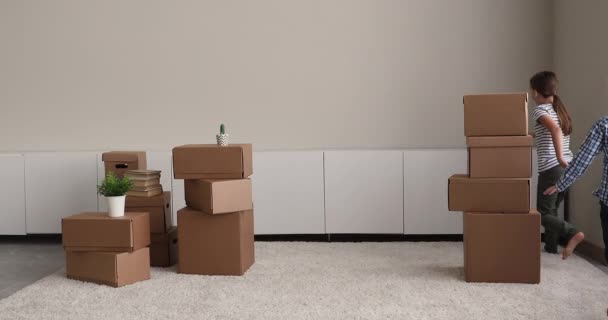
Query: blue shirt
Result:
<box><xmin>556</xmin><ymin>117</ymin><xmax>608</xmax><ymax>205</ymax></box>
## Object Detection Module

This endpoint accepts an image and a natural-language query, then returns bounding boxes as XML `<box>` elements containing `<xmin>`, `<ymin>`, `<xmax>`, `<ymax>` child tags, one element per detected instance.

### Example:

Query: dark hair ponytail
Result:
<box><xmin>530</xmin><ymin>71</ymin><xmax>573</xmax><ymax>135</ymax></box>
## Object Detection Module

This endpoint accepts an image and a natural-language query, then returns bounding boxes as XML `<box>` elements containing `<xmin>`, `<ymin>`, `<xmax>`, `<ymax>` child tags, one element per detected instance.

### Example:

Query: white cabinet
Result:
<box><xmin>324</xmin><ymin>151</ymin><xmax>403</xmax><ymax>234</ymax></box>
<box><xmin>25</xmin><ymin>153</ymin><xmax>98</xmax><ymax>234</ymax></box>
<box><xmin>403</xmin><ymin>150</ymin><xmax>466</xmax><ymax>235</ymax></box>
<box><xmin>0</xmin><ymin>154</ymin><xmax>26</xmax><ymax>235</ymax></box>
<box><xmin>252</xmin><ymin>151</ymin><xmax>325</xmax><ymax>234</ymax></box>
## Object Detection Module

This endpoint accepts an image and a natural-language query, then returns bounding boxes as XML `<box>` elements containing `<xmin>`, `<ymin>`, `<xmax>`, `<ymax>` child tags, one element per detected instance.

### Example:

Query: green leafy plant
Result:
<box><xmin>97</xmin><ymin>172</ymin><xmax>132</xmax><ymax>197</ymax></box>
<box><xmin>220</xmin><ymin>124</ymin><xmax>226</xmax><ymax>135</ymax></box>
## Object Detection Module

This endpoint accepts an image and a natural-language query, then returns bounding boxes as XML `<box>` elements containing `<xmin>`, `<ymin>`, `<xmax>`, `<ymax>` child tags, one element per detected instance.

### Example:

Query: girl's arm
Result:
<box><xmin>538</xmin><ymin>115</ymin><xmax>568</xmax><ymax>168</ymax></box>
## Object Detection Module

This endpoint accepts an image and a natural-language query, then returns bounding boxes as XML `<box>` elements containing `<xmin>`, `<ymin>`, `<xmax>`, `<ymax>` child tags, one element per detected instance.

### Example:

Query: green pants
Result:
<box><xmin>537</xmin><ymin>165</ymin><xmax>579</xmax><ymax>253</ymax></box>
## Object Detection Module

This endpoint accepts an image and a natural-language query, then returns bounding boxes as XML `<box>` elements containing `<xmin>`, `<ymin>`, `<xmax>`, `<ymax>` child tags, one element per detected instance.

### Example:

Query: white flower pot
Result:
<box><xmin>106</xmin><ymin>195</ymin><xmax>126</xmax><ymax>218</ymax></box>
<box><xmin>216</xmin><ymin>133</ymin><xmax>229</xmax><ymax>146</ymax></box>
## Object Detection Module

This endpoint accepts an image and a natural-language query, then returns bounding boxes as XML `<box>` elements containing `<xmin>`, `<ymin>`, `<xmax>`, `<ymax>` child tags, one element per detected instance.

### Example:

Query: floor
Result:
<box><xmin>1</xmin><ymin>242</ymin><xmax>608</xmax><ymax>320</ymax></box>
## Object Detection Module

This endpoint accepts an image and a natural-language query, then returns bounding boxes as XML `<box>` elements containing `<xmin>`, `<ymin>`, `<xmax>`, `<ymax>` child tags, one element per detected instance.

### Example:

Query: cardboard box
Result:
<box><xmin>185</xmin><ymin>179</ymin><xmax>253</xmax><ymax>214</ymax></box>
<box><xmin>125</xmin><ymin>192</ymin><xmax>172</xmax><ymax>233</ymax></box>
<box><xmin>177</xmin><ymin>208</ymin><xmax>254</xmax><ymax>276</ymax></box>
<box><xmin>102</xmin><ymin>151</ymin><xmax>147</xmax><ymax>178</ymax></box>
<box><xmin>62</xmin><ymin>212</ymin><xmax>150</xmax><ymax>252</ymax></box>
<box><xmin>463</xmin><ymin>93</ymin><xmax>528</xmax><ymax>137</ymax></box>
<box><xmin>467</xmin><ymin>136</ymin><xmax>533</xmax><ymax>178</ymax></box>
<box><xmin>448</xmin><ymin>175</ymin><xmax>530</xmax><ymax>213</ymax></box>
<box><xmin>172</xmin><ymin>144</ymin><xmax>253</xmax><ymax>179</ymax></box>
<box><xmin>66</xmin><ymin>247</ymin><xmax>151</xmax><ymax>287</ymax></box>
<box><xmin>464</xmin><ymin>210</ymin><xmax>541</xmax><ymax>284</ymax></box>
<box><xmin>150</xmin><ymin>227</ymin><xmax>178</xmax><ymax>267</ymax></box>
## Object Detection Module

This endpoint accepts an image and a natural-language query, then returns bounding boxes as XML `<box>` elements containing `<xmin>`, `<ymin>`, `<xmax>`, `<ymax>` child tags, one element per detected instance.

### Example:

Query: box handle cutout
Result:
<box><xmin>115</xmin><ymin>163</ymin><xmax>129</xmax><ymax>169</ymax></box>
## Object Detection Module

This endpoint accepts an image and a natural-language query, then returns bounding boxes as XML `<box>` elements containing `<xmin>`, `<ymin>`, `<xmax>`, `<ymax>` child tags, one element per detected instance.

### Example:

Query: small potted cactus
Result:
<box><xmin>216</xmin><ymin>124</ymin><xmax>229</xmax><ymax>146</ymax></box>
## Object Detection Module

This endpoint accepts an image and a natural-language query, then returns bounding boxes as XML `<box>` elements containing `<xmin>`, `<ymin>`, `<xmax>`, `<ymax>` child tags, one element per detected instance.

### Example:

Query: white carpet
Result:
<box><xmin>0</xmin><ymin>242</ymin><xmax>606</xmax><ymax>320</ymax></box>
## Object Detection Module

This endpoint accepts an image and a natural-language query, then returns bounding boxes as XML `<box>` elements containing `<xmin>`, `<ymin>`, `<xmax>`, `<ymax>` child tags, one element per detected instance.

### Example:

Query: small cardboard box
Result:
<box><xmin>102</xmin><ymin>151</ymin><xmax>147</xmax><ymax>178</ymax></box>
<box><xmin>66</xmin><ymin>247</ymin><xmax>151</xmax><ymax>287</ymax></box>
<box><xmin>463</xmin><ymin>93</ymin><xmax>528</xmax><ymax>137</ymax></box>
<box><xmin>125</xmin><ymin>192</ymin><xmax>172</xmax><ymax>233</ymax></box>
<box><xmin>467</xmin><ymin>136</ymin><xmax>533</xmax><ymax>178</ymax></box>
<box><xmin>464</xmin><ymin>210</ymin><xmax>541</xmax><ymax>284</ymax></box>
<box><xmin>150</xmin><ymin>227</ymin><xmax>178</xmax><ymax>267</ymax></box>
<box><xmin>62</xmin><ymin>212</ymin><xmax>150</xmax><ymax>252</ymax></box>
<box><xmin>177</xmin><ymin>208</ymin><xmax>254</xmax><ymax>276</ymax></box>
<box><xmin>448</xmin><ymin>175</ymin><xmax>530</xmax><ymax>213</ymax></box>
<box><xmin>172</xmin><ymin>144</ymin><xmax>253</xmax><ymax>179</ymax></box>
<box><xmin>185</xmin><ymin>179</ymin><xmax>253</xmax><ymax>214</ymax></box>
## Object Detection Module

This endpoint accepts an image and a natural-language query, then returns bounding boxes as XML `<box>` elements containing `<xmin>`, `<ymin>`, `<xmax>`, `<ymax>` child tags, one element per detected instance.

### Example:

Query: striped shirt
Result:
<box><xmin>556</xmin><ymin>117</ymin><xmax>608</xmax><ymax>206</ymax></box>
<box><xmin>533</xmin><ymin>104</ymin><xmax>574</xmax><ymax>172</ymax></box>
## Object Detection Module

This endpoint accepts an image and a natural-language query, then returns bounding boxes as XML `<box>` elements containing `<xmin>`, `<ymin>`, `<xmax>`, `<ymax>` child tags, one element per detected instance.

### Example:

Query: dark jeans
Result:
<box><xmin>537</xmin><ymin>165</ymin><xmax>579</xmax><ymax>253</ymax></box>
<box><xmin>600</xmin><ymin>202</ymin><xmax>608</xmax><ymax>259</ymax></box>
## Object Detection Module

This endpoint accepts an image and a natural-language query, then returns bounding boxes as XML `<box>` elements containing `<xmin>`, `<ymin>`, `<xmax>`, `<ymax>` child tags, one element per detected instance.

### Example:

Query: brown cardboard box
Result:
<box><xmin>172</xmin><ymin>144</ymin><xmax>253</xmax><ymax>179</ymax></box>
<box><xmin>467</xmin><ymin>136</ymin><xmax>533</xmax><ymax>178</ymax></box>
<box><xmin>125</xmin><ymin>192</ymin><xmax>172</xmax><ymax>233</ymax></box>
<box><xmin>102</xmin><ymin>151</ymin><xmax>147</xmax><ymax>178</ymax></box>
<box><xmin>185</xmin><ymin>179</ymin><xmax>253</xmax><ymax>214</ymax></box>
<box><xmin>463</xmin><ymin>93</ymin><xmax>528</xmax><ymax>137</ymax></box>
<box><xmin>177</xmin><ymin>208</ymin><xmax>254</xmax><ymax>276</ymax></box>
<box><xmin>448</xmin><ymin>175</ymin><xmax>530</xmax><ymax>213</ymax></box>
<box><xmin>66</xmin><ymin>247</ymin><xmax>151</xmax><ymax>287</ymax></box>
<box><xmin>464</xmin><ymin>210</ymin><xmax>541</xmax><ymax>284</ymax></box>
<box><xmin>62</xmin><ymin>212</ymin><xmax>150</xmax><ymax>252</ymax></box>
<box><xmin>150</xmin><ymin>227</ymin><xmax>178</xmax><ymax>267</ymax></box>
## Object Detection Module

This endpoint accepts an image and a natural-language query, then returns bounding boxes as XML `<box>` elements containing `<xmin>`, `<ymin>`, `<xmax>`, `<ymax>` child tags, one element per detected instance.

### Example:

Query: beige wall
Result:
<box><xmin>554</xmin><ymin>1</ymin><xmax>608</xmax><ymax>247</ymax></box>
<box><xmin>0</xmin><ymin>0</ymin><xmax>552</xmax><ymax>151</ymax></box>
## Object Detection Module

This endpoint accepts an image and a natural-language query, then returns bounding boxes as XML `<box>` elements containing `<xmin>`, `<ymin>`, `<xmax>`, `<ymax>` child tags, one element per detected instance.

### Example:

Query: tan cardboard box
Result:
<box><xmin>62</xmin><ymin>212</ymin><xmax>150</xmax><ymax>252</ymax></box>
<box><xmin>185</xmin><ymin>179</ymin><xmax>253</xmax><ymax>214</ymax></box>
<box><xmin>177</xmin><ymin>207</ymin><xmax>254</xmax><ymax>276</ymax></box>
<box><xmin>172</xmin><ymin>144</ymin><xmax>253</xmax><ymax>179</ymax></box>
<box><xmin>448</xmin><ymin>175</ymin><xmax>530</xmax><ymax>213</ymax></box>
<box><xmin>102</xmin><ymin>151</ymin><xmax>147</xmax><ymax>178</ymax></box>
<box><xmin>66</xmin><ymin>247</ymin><xmax>151</xmax><ymax>287</ymax></box>
<box><xmin>463</xmin><ymin>93</ymin><xmax>528</xmax><ymax>137</ymax></box>
<box><xmin>464</xmin><ymin>210</ymin><xmax>541</xmax><ymax>284</ymax></box>
<box><xmin>467</xmin><ymin>136</ymin><xmax>533</xmax><ymax>178</ymax></box>
<box><xmin>150</xmin><ymin>227</ymin><xmax>178</xmax><ymax>267</ymax></box>
<box><xmin>125</xmin><ymin>192</ymin><xmax>172</xmax><ymax>233</ymax></box>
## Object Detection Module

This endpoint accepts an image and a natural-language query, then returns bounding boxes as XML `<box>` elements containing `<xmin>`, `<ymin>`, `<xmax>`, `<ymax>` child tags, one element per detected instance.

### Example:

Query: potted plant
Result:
<box><xmin>216</xmin><ymin>123</ymin><xmax>229</xmax><ymax>146</ymax></box>
<box><xmin>97</xmin><ymin>172</ymin><xmax>133</xmax><ymax>217</ymax></box>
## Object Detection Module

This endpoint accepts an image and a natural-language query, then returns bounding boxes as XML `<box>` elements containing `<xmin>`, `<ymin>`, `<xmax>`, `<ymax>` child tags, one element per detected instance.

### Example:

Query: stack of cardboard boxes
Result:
<box><xmin>172</xmin><ymin>144</ymin><xmax>255</xmax><ymax>276</ymax></box>
<box><xmin>62</xmin><ymin>212</ymin><xmax>151</xmax><ymax>287</ymax></box>
<box><xmin>448</xmin><ymin>93</ymin><xmax>541</xmax><ymax>284</ymax></box>
<box><xmin>103</xmin><ymin>152</ymin><xmax>177</xmax><ymax>268</ymax></box>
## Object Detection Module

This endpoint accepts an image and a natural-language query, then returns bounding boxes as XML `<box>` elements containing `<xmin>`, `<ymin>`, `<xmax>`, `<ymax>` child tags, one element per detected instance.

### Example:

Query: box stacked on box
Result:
<box><xmin>62</xmin><ymin>212</ymin><xmax>151</xmax><ymax>287</ymax></box>
<box><xmin>449</xmin><ymin>93</ymin><xmax>541</xmax><ymax>284</ymax></box>
<box><xmin>173</xmin><ymin>144</ymin><xmax>255</xmax><ymax>276</ymax></box>
<box><xmin>102</xmin><ymin>152</ymin><xmax>177</xmax><ymax>268</ymax></box>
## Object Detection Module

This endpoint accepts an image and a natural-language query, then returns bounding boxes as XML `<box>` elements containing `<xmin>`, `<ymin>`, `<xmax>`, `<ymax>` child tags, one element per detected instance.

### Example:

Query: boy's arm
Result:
<box><xmin>555</xmin><ymin>121</ymin><xmax>605</xmax><ymax>192</ymax></box>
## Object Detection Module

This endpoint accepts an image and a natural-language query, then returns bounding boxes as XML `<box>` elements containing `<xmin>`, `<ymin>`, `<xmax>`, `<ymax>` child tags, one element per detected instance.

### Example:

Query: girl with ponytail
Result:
<box><xmin>530</xmin><ymin>71</ymin><xmax>584</xmax><ymax>260</ymax></box>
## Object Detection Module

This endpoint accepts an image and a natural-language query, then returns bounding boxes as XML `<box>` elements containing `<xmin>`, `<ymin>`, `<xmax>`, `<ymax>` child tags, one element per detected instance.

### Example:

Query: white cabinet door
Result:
<box><xmin>325</xmin><ymin>151</ymin><xmax>403</xmax><ymax>234</ymax></box>
<box><xmin>171</xmin><ymin>159</ymin><xmax>185</xmax><ymax>225</ymax></box>
<box><xmin>25</xmin><ymin>153</ymin><xmax>98</xmax><ymax>234</ymax></box>
<box><xmin>0</xmin><ymin>154</ymin><xmax>26</xmax><ymax>235</ymax></box>
<box><xmin>252</xmin><ymin>151</ymin><xmax>325</xmax><ymax>235</ymax></box>
<box><xmin>403</xmin><ymin>150</ymin><xmax>466</xmax><ymax>235</ymax></box>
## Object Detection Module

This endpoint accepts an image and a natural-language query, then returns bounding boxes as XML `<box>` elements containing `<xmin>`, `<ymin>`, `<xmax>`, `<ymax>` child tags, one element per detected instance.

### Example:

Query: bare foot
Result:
<box><xmin>562</xmin><ymin>232</ymin><xmax>585</xmax><ymax>260</ymax></box>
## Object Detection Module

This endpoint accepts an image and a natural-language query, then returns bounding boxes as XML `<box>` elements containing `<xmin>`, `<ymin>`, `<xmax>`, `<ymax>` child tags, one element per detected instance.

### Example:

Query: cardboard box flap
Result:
<box><xmin>173</xmin><ymin>144</ymin><xmax>252</xmax><ymax>174</ymax></box>
<box><xmin>62</xmin><ymin>212</ymin><xmax>150</xmax><ymax>251</ymax></box>
<box><xmin>467</xmin><ymin>136</ymin><xmax>533</xmax><ymax>148</ymax></box>
<box><xmin>449</xmin><ymin>174</ymin><xmax>530</xmax><ymax>185</ymax></box>
<box><xmin>102</xmin><ymin>151</ymin><xmax>146</xmax><ymax>162</ymax></box>
<box><xmin>466</xmin><ymin>209</ymin><xmax>540</xmax><ymax>215</ymax></box>
<box><xmin>126</xmin><ymin>192</ymin><xmax>171</xmax><ymax>208</ymax></box>
<box><xmin>463</xmin><ymin>92</ymin><xmax>528</xmax><ymax>104</ymax></box>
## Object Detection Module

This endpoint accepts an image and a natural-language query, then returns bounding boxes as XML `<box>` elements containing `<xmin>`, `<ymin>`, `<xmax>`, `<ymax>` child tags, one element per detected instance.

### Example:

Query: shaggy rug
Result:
<box><xmin>0</xmin><ymin>242</ymin><xmax>606</xmax><ymax>320</ymax></box>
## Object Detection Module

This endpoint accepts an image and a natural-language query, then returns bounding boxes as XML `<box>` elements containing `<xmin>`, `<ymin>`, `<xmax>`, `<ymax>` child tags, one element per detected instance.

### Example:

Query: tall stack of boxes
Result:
<box><xmin>62</xmin><ymin>212</ymin><xmax>151</xmax><ymax>287</ymax></box>
<box><xmin>448</xmin><ymin>93</ymin><xmax>541</xmax><ymax>284</ymax></box>
<box><xmin>172</xmin><ymin>144</ymin><xmax>255</xmax><ymax>276</ymax></box>
<box><xmin>102</xmin><ymin>152</ymin><xmax>177</xmax><ymax>268</ymax></box>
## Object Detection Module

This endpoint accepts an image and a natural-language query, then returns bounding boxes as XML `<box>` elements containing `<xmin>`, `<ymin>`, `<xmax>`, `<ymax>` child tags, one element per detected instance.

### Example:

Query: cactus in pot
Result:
<box><xmin>216</xmin><ymin>123</ymin><xmax>229</xmax><ymax>146</ymax></box>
